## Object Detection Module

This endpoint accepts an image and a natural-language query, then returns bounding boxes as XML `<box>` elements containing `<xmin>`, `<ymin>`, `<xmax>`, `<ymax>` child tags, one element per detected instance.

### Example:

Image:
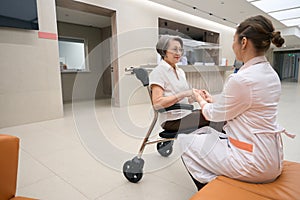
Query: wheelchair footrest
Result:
<box><xmin>159</xmin><ymin>128</ymin><xmax>198</xmax><ymax>139</ymax></box>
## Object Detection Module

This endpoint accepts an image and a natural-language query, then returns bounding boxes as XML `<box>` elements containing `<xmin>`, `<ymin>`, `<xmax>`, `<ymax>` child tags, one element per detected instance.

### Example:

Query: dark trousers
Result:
<box><xmin>162</xmin><ymin>109</ymin><xmax>225</xmax><ymax>133</ymax></box>
<box><xmin>181</xmin><ymin>157</ymin><xmax>207</xmax><ymax>190</ymax></box>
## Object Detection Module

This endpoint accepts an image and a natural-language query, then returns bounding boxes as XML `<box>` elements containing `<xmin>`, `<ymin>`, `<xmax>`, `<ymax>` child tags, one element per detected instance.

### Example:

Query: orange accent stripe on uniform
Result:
<box><xmin>229</xmin><ymin>137</ymin><xmax>253</xmax><ymax>152</ymax></box>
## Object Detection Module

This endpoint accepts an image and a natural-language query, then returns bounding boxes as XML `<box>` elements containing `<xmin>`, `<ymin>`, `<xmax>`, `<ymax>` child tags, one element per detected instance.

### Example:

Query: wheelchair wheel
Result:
<box><xmin>157</xmin><ymin>141</ymin><xmax>173</xmax><ymax>157</ymax></box>
<box><xmin>123</xmin><ymin>156</ymin><xmax>144</xmax><ymax>183</ymax></box>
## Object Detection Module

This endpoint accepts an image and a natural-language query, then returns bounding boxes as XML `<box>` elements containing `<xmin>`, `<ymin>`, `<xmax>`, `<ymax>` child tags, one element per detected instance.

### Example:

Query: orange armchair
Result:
<box><xmin>0</xmin><ymin>134</ymin><xmax>37</xmax><ymax>200</ymax></box>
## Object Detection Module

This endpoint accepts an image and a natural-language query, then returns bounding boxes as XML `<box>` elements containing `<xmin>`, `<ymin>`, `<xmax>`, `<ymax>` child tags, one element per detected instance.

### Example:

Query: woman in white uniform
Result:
<box><xmin>179</xmin><ymin>15</ymin><xmax>295</xmax><ymax>190</ymax></box>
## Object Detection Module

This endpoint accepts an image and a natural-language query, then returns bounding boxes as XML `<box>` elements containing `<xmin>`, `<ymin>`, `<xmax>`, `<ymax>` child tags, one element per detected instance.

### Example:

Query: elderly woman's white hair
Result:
<box><xmin>156</xmin><ymin>35</ymin><xmax>183</xmax><ymax>59</ymax></box>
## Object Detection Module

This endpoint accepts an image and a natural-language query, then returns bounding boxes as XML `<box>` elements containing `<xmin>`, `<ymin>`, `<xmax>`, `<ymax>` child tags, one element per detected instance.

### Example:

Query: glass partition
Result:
<box><xmin>58</xmin><ymin>37</ymin><xmax>89</xmax><ymax>72</ymax></box>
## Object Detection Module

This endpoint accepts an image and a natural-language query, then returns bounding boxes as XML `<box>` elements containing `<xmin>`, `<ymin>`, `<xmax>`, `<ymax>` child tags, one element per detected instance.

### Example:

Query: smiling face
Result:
<box><xmin>164</xmin><ymin>39</ymin><xmax>183</xmax><ymax>67</ymax></box>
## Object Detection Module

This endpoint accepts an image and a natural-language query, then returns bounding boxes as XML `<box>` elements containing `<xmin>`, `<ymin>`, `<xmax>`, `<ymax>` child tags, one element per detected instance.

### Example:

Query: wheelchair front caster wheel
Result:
<box><xmin>123</xmin><ymin>156</ymin><xmax>144</xmax><ymax>183</ymax></box>
<box><xmin>157</xmin><ymin>141</ymin><xmax>173</xmax><ymax>157</ymax></box>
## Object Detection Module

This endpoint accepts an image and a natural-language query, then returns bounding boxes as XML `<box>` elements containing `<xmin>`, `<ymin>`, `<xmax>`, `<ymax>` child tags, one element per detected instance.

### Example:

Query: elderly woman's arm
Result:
<box><xmin>151</xmin><ymin>84</ymin><xmax>193</xmax><ymax>110</ymax></box>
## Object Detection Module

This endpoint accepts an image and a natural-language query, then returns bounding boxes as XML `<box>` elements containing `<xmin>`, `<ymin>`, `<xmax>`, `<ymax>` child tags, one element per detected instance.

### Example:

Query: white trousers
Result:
<box><xmin>178</xmin><ymin>126</ymin><xmax>282</xmax><ymax>184</ymax></box>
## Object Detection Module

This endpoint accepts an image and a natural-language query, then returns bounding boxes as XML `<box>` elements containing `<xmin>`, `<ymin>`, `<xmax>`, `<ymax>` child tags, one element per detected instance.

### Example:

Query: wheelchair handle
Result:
<box><xmin>133</xmin><ymin>68</ymin><xmax>149</xmax><ymax>87</ymax></box>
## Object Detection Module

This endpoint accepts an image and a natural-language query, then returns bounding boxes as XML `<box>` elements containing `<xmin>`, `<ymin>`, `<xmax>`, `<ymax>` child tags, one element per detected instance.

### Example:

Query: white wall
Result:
<box><xmin>0</xmin><ymin>0</ymin><xmax>63</xmax><ymax>128</ymax></box>
<box><xmin>78</xmin><ymin>0</ymin><xmax>236</xmax><ymax>106</ymax></box>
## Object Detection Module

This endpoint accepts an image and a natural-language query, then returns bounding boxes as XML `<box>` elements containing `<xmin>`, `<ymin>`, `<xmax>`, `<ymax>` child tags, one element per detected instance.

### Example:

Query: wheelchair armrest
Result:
<box><xmin>157</xmin><ymin>103</ymin><xmax>194</xmax><ymax>113</ymax></box>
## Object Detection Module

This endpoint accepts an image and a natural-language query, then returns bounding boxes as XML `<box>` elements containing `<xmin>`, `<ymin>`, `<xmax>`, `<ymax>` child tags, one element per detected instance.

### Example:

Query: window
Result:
<box><xmin>58</xmin><ymin>37</ymin><xmax>89</xmax><ymax>72</ymax></box>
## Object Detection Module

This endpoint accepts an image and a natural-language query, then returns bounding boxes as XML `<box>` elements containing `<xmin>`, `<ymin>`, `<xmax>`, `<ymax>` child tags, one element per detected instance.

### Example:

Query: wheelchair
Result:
<box><xmin>122</xmin><ymin>67</ymin><xmax>197</xmax><ymax>183</ymax></box>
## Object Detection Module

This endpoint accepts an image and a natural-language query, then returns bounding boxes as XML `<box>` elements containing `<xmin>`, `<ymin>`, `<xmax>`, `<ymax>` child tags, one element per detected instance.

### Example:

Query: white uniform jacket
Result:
<box><xmin>179</xmin><ymin>56</ymin><xmax>295</xmax><ymax>184</ymax></box>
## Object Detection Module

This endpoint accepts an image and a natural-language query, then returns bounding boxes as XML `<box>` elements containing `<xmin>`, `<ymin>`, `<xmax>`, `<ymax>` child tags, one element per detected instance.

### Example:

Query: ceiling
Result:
<box><xmin>149</xmin><ymin>0</ymin><xmax>288</xmax><ymax>29</ymax></box>
<box><xmin>247</xmin><ymin>0</ymin><xmax>300</xmax><ymax>28</ymax></box>
<box><xmin>148</xmin><ymin>0</ymin><xmax>300</xmax><ymax>48</ymax></box>
<box><xmin>55</xmin><ymin>0</ymin><xmax>300</xmax><ymax>48</ymax></box>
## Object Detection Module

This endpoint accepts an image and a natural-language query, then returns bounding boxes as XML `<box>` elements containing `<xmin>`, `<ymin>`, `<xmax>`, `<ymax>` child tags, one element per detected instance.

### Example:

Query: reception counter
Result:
<box><xmin>178</xmin><ymin>65</ymin><xmax>233</xmax><ymax>93</ymax></box>
<box><xmin>178</xmin><ymin>65</ymin><xmax>232</xmax><ymax>72</ymax></box>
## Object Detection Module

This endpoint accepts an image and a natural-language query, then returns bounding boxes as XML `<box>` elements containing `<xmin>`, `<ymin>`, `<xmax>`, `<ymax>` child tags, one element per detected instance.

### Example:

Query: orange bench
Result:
<box><xmin>190</xmin><ymin>161</ymin><xmax>300</xmax><ymax>200</ymax></box>
<box><xmin>0</xmin><ymin>134</ymin><xmax>37</xmax><ymax>200</ymax></box>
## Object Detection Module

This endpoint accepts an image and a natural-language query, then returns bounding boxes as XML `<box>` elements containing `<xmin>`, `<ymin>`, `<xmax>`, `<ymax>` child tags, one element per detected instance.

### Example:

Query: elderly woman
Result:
<box><xmin>149</xmin><ymin>35</ymin><xmax>223</xmax><ymax>133</ymax></box>
<box><xmin>179</xmin><ymin>15</ymin><xmax>295</xmax><ymax>190</ymax></box>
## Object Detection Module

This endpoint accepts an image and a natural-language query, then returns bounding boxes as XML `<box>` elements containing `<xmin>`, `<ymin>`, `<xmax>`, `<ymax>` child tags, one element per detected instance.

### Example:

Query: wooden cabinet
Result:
<box><xmin>159</xmin><ymin>18</ymin><xmax>220</xmax><ymax>65</ymax></box>
<box><xmin>158</xmin><ymin>18</ymin><xmax>219</xmax><ymax>44</ymax></box>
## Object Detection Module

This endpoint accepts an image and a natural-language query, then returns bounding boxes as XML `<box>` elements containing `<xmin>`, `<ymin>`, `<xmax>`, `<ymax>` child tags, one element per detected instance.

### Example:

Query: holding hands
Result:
<box><xmin>192</xmin><ymin>89</ymin><xmax>212</xmax><ymax>108</ymax></box>
<box><xmin>177</xmin><ymin>88</ymin><xmax>212</xmax><ymax>108</ymax></box>
<box><xmin>193</xmin><ymin>89</ymin><xmax>212</xmax><ymax>102</ymax></box>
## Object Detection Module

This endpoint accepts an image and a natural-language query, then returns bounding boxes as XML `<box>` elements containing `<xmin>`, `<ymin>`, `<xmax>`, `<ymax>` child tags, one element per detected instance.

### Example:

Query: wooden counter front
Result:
<box><xmin>179</xmin><ymin>65</ymin><xmax>233</xmax><ymax>93</ymax></box>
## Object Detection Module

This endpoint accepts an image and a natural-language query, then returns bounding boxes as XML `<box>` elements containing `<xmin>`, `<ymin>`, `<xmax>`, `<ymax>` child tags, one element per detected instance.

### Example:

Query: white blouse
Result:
<box><xmin>149</xmin><ymin>60</ymin><xmax>191</xmax><ymax>124</ymax></box>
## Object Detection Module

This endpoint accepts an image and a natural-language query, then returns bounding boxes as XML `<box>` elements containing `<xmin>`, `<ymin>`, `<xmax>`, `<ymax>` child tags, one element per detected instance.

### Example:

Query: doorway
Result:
<box><xmin>55</xmin><ymin>0</ymin><xmax>119</xmax><ymax>104</ymax></box>
<box><xmin>274</xmin><ymin>50</ymin><xmax>300</xmax><ymax>82</ymax></box>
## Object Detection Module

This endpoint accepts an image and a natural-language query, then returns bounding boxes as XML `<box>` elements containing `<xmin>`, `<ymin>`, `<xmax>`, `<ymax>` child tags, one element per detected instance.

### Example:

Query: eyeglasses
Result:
<box><xmin>167</xmin><ymin>48</ymin><xmax>184</xmax><ymax>54</ymax></box>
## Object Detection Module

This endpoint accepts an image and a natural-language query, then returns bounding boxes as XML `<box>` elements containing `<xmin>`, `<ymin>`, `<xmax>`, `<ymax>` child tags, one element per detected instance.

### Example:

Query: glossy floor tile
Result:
<box><xmin>0</xmin><ymin>82</ymin><xmax>299</xmax><ymax>200</ymax></box>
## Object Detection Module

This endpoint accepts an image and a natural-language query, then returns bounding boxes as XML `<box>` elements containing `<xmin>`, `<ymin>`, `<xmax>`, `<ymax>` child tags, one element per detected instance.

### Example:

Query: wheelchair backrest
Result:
<box><xmin>133</xmin><ymin>68</ymin><xmax>149</xmax><ymax>87</ymax></box>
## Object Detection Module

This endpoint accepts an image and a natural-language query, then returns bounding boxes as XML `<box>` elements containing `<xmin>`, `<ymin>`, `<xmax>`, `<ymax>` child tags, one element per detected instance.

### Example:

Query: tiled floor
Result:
<box><xmin>1</xmin><ymin>82</ymin><xmax>299</xmax><ymax>200</ymax></box>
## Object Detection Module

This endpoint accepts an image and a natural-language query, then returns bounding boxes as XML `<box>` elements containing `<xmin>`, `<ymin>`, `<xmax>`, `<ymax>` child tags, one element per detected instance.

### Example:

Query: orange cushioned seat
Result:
<box><xmin>0</xmin><ymin>134</ymin><xmax>37</xmax><ymax>200</ymax></box>
<box><xmin>190</xmin><ymin>161</ymin><xmax>300</xmax><ymax>200</ymax></box>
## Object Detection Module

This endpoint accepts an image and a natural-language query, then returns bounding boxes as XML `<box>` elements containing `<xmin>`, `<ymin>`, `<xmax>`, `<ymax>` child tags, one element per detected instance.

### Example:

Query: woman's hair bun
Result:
<box><xmin>271</xmin><ymin>31</ymin><xmax>285</xmax><ymax>47</ymax></box>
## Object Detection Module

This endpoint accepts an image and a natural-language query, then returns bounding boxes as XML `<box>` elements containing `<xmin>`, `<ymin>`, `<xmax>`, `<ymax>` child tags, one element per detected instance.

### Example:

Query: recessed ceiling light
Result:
<box><xmin>280</xmin><ymin>18</ymin><xmax>300</xmax><ymax>27</ymax></box>
<box><xmin>251</xmin><ymin>0</ymin><xmax>300</xmax><ymax>12</ymax></box>
<box><xmin>249</xmin><ymin>0</ymin><xmax>300</xmax><ymax>27</ymax></box>
<box><xmin>269</xmin><ymin>7</ymin><xmax>300</xmax><ymax>21</ymax></box>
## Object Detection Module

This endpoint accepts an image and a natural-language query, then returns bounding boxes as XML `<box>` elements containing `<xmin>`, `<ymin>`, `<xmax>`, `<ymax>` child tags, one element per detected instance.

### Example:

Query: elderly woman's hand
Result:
<box><xmin>201</xmin><ymin>90</ymin><xmax>213</xmax><ymax>103</ymax></box>
<box><xmin>192</xmin><ymin>89</ymin><xmax>204</xmax><ymax>102</ymax></box>
<box><xmin>193</xmin><ymin>89</ymin><xmax>210</xmax><ymax>108</ymax></box>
